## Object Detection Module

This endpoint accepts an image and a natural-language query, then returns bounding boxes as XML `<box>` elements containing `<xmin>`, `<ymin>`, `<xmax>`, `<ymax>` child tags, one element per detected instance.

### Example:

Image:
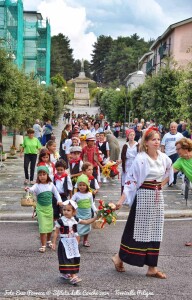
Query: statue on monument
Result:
<box><xmin>81</xmin><ymin>58</ymin><xmax>84</xmax><ymax>72</ymax></box>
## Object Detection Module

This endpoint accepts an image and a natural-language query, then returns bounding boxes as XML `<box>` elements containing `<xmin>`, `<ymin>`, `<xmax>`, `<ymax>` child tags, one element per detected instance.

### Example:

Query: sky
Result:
<box><xmin>23</xmin><ymin>0</ymin><xmax>192</xmax><ymax>61</ymax></box>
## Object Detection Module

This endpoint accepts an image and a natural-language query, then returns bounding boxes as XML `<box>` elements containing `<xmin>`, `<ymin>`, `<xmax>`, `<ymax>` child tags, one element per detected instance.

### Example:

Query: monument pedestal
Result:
<box><xmin>68</xmin><ymin>68</ymin><xmax>95</xmax><ymax>107</ymax></box>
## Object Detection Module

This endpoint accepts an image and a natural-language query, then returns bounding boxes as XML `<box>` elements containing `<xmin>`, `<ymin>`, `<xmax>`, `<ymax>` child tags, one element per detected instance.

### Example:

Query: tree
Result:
<box><xmin>91</xmin><ymin>35</ymin><xmax>113</xmax><ymax>83</ymax></box>
<box><xmin>90</xmin><ymin>34</ymin><xmax>153</xmax><ymax>86</ymax></box>
<box><xmin>51</xmin><ymin>73</ymin><xmax>66</xmax><ymax>88</ymax></box>
<box><xmin>51</xmin><ymin>34</ymin><xmax>74</xmax><ymax>80</ymax></box>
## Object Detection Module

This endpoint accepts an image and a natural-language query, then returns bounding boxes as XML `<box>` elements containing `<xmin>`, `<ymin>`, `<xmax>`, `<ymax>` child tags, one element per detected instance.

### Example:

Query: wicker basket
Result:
<box><xmin>92</xmin><ymin>220</ymin><xmax>104</xmax><ymax>229</ymax></box>
<box><xmin>21</xmin><ymin>191</ymin><xmax>36</xmax><ymax>207</ymax></box>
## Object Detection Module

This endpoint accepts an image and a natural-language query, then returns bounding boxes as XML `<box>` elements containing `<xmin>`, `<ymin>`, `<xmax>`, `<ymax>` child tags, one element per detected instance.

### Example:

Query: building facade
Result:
<box><xmin>0</xmin><ymin>0</ymin><xmax>51</xmax><ymax>84</ymax></box>
<box><xmin>139</xmin><ymin>18</ymin><xmax>192</xmax><ymax>76</ymax></box>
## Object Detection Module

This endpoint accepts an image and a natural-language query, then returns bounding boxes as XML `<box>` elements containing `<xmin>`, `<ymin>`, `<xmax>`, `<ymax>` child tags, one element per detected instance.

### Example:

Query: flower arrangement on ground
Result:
<box><xmin>97</xmin><ymin>200</ymin><xmax>117</xmax><ymax>228</ymax></box>
<box><xmin>102</xmin><ymin>161</ymin><xmax>119</xmax><ymax>178</ymax></box>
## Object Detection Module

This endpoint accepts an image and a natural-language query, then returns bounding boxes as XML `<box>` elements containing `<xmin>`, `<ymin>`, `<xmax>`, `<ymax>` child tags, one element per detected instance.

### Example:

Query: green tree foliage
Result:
<box><xmin>140</xmin><ymin>66</ymin><xmax>182</xmax><ymax>126</ymax></box>
<box><xmin>51</xmin><ymin>73</ymin><xmax>66</xmax><ymax>88</ymax></box>
<box><xmin>43</xmin><ymin>86</ymin><xmax>64</xmax><ymax>123</ymax></box>
<box><xmin>91</xmin><ymin>34</ymin><xmax>152</xmax><ymax>86</ymax></box>
<box><xmin>99</xmin><ymin>88</ymin><xmax>131</xmax><ymax>123</ymax></box>
<box><xmin>73</xmin><ymin>59</ymin><xmax>92</xmax><ymax>78</ymax></box>
<box><xmin>51</xmin><ymin>34</ymin><xmax>74</xmax><ymax>80</ymax></box>
<box><xmin>175</xmin><ymin>63</ymin><xmax>192</xmax><ymax>122</ymax></box>
<box><xmin>91</xmin><ymin>35</ymin><xmax>113</xmax><ymax>83</ymax></box>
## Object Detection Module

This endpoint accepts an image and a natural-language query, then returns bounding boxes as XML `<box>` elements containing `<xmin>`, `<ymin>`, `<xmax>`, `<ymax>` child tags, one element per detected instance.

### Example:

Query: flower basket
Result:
<box><xmin>10</xmin><ymin>149</ymin><xmax>17</xmax><ymax>156</ymax></box>
<box><xmin>21</xmin><ymin>191</ymin><xmax>36</xmax><ymax>207</ymax></box>
<box><xmin>10</xmin><ymin>145</ymin><xmax>17</xmax><ymax>156</ymax></box>
<box><xmin>92</xmin><ymin>219</ymin><xmax>104</xmax><ymax>229</ymax></box>
<box><xmin>1</xmin><ymin>153</ymin><xmax>7</xmax><ymax>161</ymax></box>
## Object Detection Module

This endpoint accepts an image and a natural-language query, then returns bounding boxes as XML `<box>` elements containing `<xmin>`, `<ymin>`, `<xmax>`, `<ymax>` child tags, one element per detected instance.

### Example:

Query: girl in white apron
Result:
<box><xmin>52</xmin><ymin>200</ymin><xmax>97</xmax><ymax>285</ymax></box>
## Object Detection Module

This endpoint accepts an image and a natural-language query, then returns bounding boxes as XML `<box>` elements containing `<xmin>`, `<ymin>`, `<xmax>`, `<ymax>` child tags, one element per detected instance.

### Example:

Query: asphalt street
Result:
<box><xmin>0</xmin><ymin>105</ymin><xmax>192</xmax><ymax>300</ymax></box>
<box><xmin>0</xmin><ymin>219</ymin><xmax>192</xmax><ymax>300</ymax></box>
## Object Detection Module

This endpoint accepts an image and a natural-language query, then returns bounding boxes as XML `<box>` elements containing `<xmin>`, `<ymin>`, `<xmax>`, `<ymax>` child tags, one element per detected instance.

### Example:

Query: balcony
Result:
<box><xmin>146</xmin><ymin>59</ymin><xmax>154</xmax><ymax>75</ymax></box>
<box><xmin>158</xmin><ymin>43</ymin><xmax>170</xmax><ymax>59</ymax></box>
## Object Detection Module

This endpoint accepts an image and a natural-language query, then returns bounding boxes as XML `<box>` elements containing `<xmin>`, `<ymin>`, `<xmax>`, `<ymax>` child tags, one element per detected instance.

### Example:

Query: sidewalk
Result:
<box><xmin>0</xmin><ymin>105</ymin><xmax>192</xmax><ymax>220</ymax></box>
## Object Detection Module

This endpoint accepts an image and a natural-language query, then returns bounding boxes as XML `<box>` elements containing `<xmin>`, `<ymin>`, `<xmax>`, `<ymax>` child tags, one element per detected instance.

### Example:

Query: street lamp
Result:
<box><xmin>128</xmin><ymin>110</ymin><xmax>132</xmax><ymax>126</ymax></box>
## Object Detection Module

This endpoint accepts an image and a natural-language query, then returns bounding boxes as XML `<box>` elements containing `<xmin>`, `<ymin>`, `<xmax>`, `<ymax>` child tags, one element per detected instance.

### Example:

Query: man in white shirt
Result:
<box><xmin>161</xmin><ymin>121</ymin><xmax>183</xmax><ymax>185</ymax></box>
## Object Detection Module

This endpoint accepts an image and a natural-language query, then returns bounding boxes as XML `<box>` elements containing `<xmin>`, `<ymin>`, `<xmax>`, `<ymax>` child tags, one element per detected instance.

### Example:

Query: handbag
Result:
<box><xmin>21</xmin><ymin>190</ymin><xmax>36</xmax><ymax>207</ymax></box>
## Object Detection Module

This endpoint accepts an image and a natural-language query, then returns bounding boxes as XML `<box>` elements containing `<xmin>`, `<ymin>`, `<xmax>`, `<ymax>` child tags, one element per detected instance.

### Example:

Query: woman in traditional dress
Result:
<box><xmin>112</xmin><ymin>127</ymin><xmax>173</xmax><ymax>279</ymax></box>
<box><xmin>121</xmin><ymin>129</ymin><xmax>138</xmax><ymax>194</ymax></box>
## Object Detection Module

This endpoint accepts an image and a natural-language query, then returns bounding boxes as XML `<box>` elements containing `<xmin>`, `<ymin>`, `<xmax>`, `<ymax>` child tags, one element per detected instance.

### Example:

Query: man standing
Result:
<box><xmin>33</xmin><ymin>119</ymin><xmax>42</xmax><ymax>143</ymax></box>
<box><xmin>161</xmin><ymin>122</ymin><xmax>183</xmax><ymax>185</ymax></box>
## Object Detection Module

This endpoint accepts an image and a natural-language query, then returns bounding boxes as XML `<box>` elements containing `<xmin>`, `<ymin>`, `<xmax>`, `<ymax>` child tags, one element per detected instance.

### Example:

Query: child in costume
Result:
<box><xmin>80</xmin><ymin>133</ymin><xmax>102</xmax><ymax>180</ymax></box>
<box><xmin>72</xmin><ymin>174</ymin><xmax>97</xmax><ymax>247</ymax></box>
<box><xmin>52</xmin><ymin>200</ymin><xmax>97</xmax><ymax>284</ymax></box>
<box><xmin>71</xmin><ymin>136</ymin><xmax>80</xmax><ymax>147</ymax></box>
<box><xmin>27</xmin><ymin>166</ymin><xmax>62</xmax><ymax>253</ymax></box>
<box><xmin>46</xmin><ymin>140</ymin><xmax>60</xmax><ymax>164</ymax></box>
<box><xmin>69</xmin><ymin>146</ymin><xmax>83</xmax><ymax>188</ymax></box>
<box><xmin>53</xmin><ymin>159</ymin><xmax>73</xmax><ymax>220</ymax></box>
<box><xmin>37</xmin><ymin>148</ymin><xmax>55</xmax><ymax>181</ymax></box>
<box><xmin>82</xmin><ymin>162</ymin><xmax>100</xmax><ymax>198</ymax></box>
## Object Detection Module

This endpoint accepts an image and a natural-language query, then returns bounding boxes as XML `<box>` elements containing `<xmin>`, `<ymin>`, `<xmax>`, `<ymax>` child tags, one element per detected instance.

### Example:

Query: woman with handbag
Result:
<box><xmin>112</xmin><ymin>127</ymin><xmax>173</xmax><ymax>279</ymax></box>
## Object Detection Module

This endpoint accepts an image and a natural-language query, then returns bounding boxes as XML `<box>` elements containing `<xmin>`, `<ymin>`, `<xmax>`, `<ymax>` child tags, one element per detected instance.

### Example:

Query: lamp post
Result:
<box><xmin>128</xmin><ymin>110</ymin><xmax>132</xmax><ymax>126</ymax></box>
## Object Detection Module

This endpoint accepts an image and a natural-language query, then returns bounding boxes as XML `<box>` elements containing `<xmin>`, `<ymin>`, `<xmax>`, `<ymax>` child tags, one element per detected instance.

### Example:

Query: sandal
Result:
<box><xmin>39</xmin><ymin>246</ymin><xmax>46</xmax><ymax>253</ymax></box>
<box><xmin>146</xmin><ymin>271</ymin><xmax>166</xmax><ymax>279</ymax></box>
<box><xmin>24</xmin><ymin>179</ymin><xmax>29</xmax><ymax>185</ymax></box>
<box><xmin>47</xmin><ymin>241</ymin><xmax>53</xmax><ymax>248</ymax></box>
<box><xmin>185</xmin><ymin>242</ymin><xmax>192</xmax><ymax>246</ymax></box>
<box><xmin>111</xmin><ymin>256</ymin><xmax>125</xmax><ymax>272</ymax></box>
<box><xmin>83</xmin><ymin>240</ymin><xmax>90</xmax><ymax>247</ymax></box>
<box><xmin>69</xmin><ymin>276</ymin><xmax>82</xmax><ymax>285</ymax></box>
<box><xmin>60</xmin><ymin>274</ymin><xmax>71</xmax><ymax>280</ymax></box>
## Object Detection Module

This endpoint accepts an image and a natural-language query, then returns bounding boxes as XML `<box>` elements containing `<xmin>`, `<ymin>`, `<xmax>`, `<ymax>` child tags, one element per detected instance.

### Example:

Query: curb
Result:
<box><xmin>1</xmin><ymin>210</ymin><xmax>192</xmax><ymax>221</ymax></box>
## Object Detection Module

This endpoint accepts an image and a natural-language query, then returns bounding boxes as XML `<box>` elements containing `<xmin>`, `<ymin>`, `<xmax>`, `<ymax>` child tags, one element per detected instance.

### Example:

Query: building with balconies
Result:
<box><xmin>0</xmin><ymin>0</ymin><xmax>51</xmax><ymax>84</ymax></box>
<box><xmin>139</xmin><ymin>17</ymin><xmax>192</xmax><ymax>76</ymax></box>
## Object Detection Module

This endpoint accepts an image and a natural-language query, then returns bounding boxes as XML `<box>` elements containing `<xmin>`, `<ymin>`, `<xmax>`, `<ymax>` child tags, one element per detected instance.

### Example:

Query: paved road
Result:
<box><xmin>0</xmin><ymin>220</ymin><xmax>192</xmax><ymax>300</ymax></box>
<box><xmin>1</xmin><ymin>105</ymin><xmax>192</xmax><ymax>220</ymax></box>
<box><xmin>0</xmin><ymin>105</ymin><xmax>192</xmax><ymax>300</ymax></box>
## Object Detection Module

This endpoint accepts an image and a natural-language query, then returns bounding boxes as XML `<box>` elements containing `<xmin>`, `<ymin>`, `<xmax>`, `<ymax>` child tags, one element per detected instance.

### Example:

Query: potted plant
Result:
<box><xmin>1</xmin><ymin>152</ymin><xmax>7</xmax><ymax>161</ymax></box>
<box><xmin>10</xmin><ymin>145</ymin><xmax>17</xmax><ymax>155</ymax></box>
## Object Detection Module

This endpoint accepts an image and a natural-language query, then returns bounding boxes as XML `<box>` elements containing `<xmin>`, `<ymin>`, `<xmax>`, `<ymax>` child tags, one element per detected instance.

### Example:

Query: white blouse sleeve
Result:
<box><xmin>89</xmin><ymin>193</ymin><xmax>97</xmax><ymax>212</ymax></box>
<box><xmin>67</xmin><ymin>176</ymin><xmax>73</xmax><ymax>191</ymax></box>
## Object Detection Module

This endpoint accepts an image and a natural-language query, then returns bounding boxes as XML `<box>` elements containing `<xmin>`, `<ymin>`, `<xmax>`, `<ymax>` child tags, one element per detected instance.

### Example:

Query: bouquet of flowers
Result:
<box><xmin>102</xmin><ymin>161</ymin><xmax>119</xmax><ymax>178</ymax></box>
<box><xmin>97</xmin><ymin>200</ymin><xmax>117</xmax><ymax>228</ymax></box>
<box><xmin>79</xmin><ymin>134</ymin><xmax>87</xmax><ymax>141</ymax></box>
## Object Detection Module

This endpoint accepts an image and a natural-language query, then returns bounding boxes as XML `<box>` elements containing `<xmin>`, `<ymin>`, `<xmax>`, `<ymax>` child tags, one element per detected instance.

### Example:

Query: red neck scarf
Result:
<box><xmin>54</xmin><ymin>173</ymin><xmax>68</xmax><ymax>181</ymax></box>
<box><xmin>70</xmin><ymin>157</ymin><xmax>81</xmax><ymax>164</ymax></box>
<box><xmin>88</xmin><ymin>175</ymin><xmax>94</xmax><ymax>180</ymax></box>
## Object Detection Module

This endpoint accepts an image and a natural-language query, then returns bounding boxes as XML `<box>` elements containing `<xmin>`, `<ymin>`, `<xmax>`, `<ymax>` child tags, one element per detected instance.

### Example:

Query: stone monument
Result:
<box><xmin>68</xmin><ymin>59</ymin><xmax>95</xmax><ymax>106</ymax></box>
